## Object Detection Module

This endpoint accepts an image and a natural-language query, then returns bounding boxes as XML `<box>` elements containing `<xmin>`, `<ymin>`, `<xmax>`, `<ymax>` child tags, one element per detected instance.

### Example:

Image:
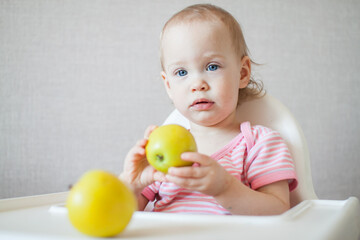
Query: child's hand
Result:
<box><xmin>119</xmin><ymin>125</ymin><xmax>166</xmax><ymax>195</ymax></box>
<box><xmin>165</xmin><ymin>152</ymin><xmax>233</xmax><ymax>197</ymax></box>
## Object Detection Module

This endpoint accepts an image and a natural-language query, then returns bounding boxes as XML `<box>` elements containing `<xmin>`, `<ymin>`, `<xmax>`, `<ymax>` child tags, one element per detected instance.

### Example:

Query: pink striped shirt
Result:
<box><xmin>142</xmin><ymin>122</ymin><xmax>298</xmax><ymax>215</ymax></box>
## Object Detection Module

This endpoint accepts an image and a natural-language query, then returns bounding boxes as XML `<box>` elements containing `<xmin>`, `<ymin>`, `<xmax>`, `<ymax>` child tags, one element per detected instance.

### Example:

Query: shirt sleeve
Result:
<box><xmin>141</xmin><ymin>181</ymin><xmax>161</xmax><ymax>201</ymax></box>
<box><xmin>244</xmin><ymin>127</ymin><xmax>298</xmax><ymax>191</ymax></box>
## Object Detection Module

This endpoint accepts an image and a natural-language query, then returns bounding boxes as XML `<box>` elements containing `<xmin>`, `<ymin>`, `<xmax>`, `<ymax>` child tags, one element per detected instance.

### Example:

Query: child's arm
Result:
<box><xmin>119</xmin><ymin>125</ymin><xmax>166</xmax><ymax>210</ymax></box>
<box><xmin>165</xmin><ymin>152</ymin><xmax>290</xmax><ymax>215</ymax></box>
<box><xmin>214</xmin><ymin>177</ymin><xmax>290</xmax><ymax>215</ymax></box>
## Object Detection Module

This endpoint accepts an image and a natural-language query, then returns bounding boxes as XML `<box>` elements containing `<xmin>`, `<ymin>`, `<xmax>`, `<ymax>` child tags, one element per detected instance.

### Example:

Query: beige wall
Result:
<box><xmin>1</xmin><ymin>0</ymin><xmax>359</xmax><ymax>200</ymax></box>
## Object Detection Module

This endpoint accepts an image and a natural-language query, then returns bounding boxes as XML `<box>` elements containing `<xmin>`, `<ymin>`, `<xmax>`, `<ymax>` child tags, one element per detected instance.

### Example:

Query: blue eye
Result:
<box><xmin>207</xmin><ymin>64</ymin><xmax>219</xmax><ymax>71</ymax></box>
<box><xmin>176</xmin><ymin>69</ymin><xmax>188</xmax><ymax>77</ymax></box>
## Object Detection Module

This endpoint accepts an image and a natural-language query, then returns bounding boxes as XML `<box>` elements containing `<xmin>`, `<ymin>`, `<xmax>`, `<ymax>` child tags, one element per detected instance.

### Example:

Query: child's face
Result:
<box><xmin>161</xmin><ymin>20</ymin><xmax>249</xmax><ymax>127</ymax></box>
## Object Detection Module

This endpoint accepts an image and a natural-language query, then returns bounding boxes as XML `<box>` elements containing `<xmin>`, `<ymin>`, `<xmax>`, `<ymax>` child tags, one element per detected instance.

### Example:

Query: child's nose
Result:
<box><xmin>191</xmin><ymin>78</ymin><xmax>209</xmax><ymax>92</ymax></box>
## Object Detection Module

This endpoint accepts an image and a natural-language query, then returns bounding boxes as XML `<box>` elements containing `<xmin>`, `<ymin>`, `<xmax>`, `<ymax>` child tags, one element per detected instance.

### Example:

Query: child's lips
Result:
<box><xmin>190</xmin><ymin>98</ymin><xmax>214</xmax><ymax>110</ymax></box>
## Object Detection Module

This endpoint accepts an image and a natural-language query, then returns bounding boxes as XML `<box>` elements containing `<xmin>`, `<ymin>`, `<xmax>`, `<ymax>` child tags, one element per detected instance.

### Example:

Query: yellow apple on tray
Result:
<box><xmin>145</xmin><ymin>124</ymin><xmax>198</xmax><ymax>173</ymax></box>
<box><xmin>66</xmin><ymin>170</ymin><xmax>137</xmax><ymax>237</ymax></box>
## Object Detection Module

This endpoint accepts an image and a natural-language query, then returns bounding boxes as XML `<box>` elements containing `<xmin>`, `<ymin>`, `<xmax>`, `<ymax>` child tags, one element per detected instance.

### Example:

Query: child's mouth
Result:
<box><xmin>190</xmin><ymin>99</ymin><xmax>214</xmax><ymax>110</ymax></box>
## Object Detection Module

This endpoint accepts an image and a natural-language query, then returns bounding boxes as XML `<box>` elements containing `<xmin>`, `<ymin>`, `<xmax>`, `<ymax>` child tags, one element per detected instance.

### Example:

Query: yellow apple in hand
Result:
<box><xmin>66</xmin><ymin>170</ymin><xmax>137</xmax><ymax>237</ymax></box>
<box><xmin>145</xmin><ymin>124</ymin><xmax>197</xmax><ymax>173</ymax></box>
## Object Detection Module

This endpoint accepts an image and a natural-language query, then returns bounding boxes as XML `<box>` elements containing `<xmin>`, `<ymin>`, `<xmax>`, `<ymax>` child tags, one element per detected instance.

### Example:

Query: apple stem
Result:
<box><xmin>156</xmin><ymin>154</ymin><xmax>164</xmax><ymax>162</ymax></box>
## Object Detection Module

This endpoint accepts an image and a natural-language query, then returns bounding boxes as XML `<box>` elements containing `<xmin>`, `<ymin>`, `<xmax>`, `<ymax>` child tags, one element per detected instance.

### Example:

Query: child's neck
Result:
<box><xmin>189</xmin><ymin>114</ymin><xmax>241</xmax><ymax>156</ymax></box>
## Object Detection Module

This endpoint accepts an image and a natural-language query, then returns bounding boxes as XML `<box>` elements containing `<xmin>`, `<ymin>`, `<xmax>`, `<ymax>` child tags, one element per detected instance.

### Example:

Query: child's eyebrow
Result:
<box><xmin>165</xmin><ymin>52</ymin><xmax>226</xmax><ymax>71</ymax></box>
<box><xmin>203</xmin><ymin>52</ymin><xmax>225</xmax><ymax>60</ymax></box>
<box><xmin>167</xmin><ymin>61</ymin><xmax>186</xmax><ymax>69</ymax></box>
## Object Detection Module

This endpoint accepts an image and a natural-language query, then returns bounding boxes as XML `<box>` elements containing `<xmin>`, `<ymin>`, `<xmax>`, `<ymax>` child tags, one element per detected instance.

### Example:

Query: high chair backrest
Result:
<box><xmin>163</xmin><ymin>94</ymin><xmax>318</xmax><ymax>207</ymax></box>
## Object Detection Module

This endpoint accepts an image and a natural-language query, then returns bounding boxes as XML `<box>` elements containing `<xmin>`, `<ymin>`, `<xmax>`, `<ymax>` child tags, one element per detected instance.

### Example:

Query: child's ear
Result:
<box><xmin>161</xmin><ymin>71</ymin><xmax>173</xmax><ymax>100</ymax></box>
<box><xmin>239</xmin><ymin>56</ymin><xmax>251</xmax><ymax>89</ymax></box>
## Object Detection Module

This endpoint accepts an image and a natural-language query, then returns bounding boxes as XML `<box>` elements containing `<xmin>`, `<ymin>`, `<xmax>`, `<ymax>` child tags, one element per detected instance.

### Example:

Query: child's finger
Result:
<box><xmin>144</xmin><ymin>125</ymin><xmax>158</xmax><ymax>139</ymax></box>
<box><xmin>153</xmin><ymin>171</ymin><xmax>167</xmax><ymax>182</ymax></box>
<box><xmin>168</xmin><ymin>166</ymin><xmax>204</xmax><ymax>178</ymax></box>
<box><xmin>181</xmin><ymin>152</ymin><xmax>214</xmax><ymax>166</ymax></box>
<box><xmin>134</xmin><ymin>146</ymin><xmax>146</xmax><ymax>156</ymax></box>
<box><xmin>135</xmin><ymin>139</ymin><xmax>148</xmax><ymax>148</ymax></box>
<box><xmin>166</xmin><ymin>174</ymin><xmax>202</xmax><ymax>189</ymax></box>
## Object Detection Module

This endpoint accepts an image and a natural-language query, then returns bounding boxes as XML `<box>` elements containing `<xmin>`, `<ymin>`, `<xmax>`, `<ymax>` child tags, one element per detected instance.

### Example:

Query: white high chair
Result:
<box><xmin>163</xmin><ymin>94</ymin><xmax>318</xmax><ymax>207</ymax></box>
<box><xmin>0</xmin><ymin>93</ymin><xmax>359</xmax><ymax>240</ymax></box>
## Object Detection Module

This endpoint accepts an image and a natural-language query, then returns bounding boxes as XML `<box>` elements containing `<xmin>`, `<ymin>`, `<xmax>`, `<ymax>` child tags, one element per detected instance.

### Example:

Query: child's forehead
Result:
<box><xmin>162</xmin><ymin>19</ymin><xmax>227</xmax><ymax>41</ymax></box>
<box><xmin>161</xmin><ymin>21</ymin><xmax>230</xmax><ymax>53</ymax></box>
<box><xmin>165</xmin><ymin>17</ymin><xmax>224</xmax><ymax>32</ymax></box>
<box><xmin>160</xmin><ymin>21</ymin><xmax>235</xmax><ymax>66</ymax></box>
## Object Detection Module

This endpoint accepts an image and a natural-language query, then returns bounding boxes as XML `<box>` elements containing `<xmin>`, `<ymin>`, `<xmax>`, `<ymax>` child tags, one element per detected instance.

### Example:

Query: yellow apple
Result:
<box><xmin>145</xmin><ymin>124</ymin><xmax>197</xmax><ymax>173</ymax></box>
<box><xmin>66</xmin><ymin>170</ymin><xmax>137</xmax><ymax>237</ymax></box>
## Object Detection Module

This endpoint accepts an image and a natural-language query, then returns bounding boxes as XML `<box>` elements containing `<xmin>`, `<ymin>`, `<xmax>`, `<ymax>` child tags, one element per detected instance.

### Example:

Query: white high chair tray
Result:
<box><xmin>0</xmin><ymin>193</ymin><xmax>359</xmax><ymax>240</ymax></box>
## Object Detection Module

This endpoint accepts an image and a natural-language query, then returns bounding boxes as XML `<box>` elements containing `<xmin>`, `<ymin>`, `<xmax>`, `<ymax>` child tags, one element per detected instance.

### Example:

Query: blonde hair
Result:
<box><xmin>160</xmin><ymin>4</ymin><xmax>264</xmax><ymax>102</ymax></box>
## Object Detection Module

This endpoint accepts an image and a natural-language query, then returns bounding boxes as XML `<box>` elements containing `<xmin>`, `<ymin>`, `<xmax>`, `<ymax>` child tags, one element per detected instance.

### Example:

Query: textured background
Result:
<box><xmin>0</xmin><ymin>0</ymin><xmax>359</xmax><ymax>200</ymax></box>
